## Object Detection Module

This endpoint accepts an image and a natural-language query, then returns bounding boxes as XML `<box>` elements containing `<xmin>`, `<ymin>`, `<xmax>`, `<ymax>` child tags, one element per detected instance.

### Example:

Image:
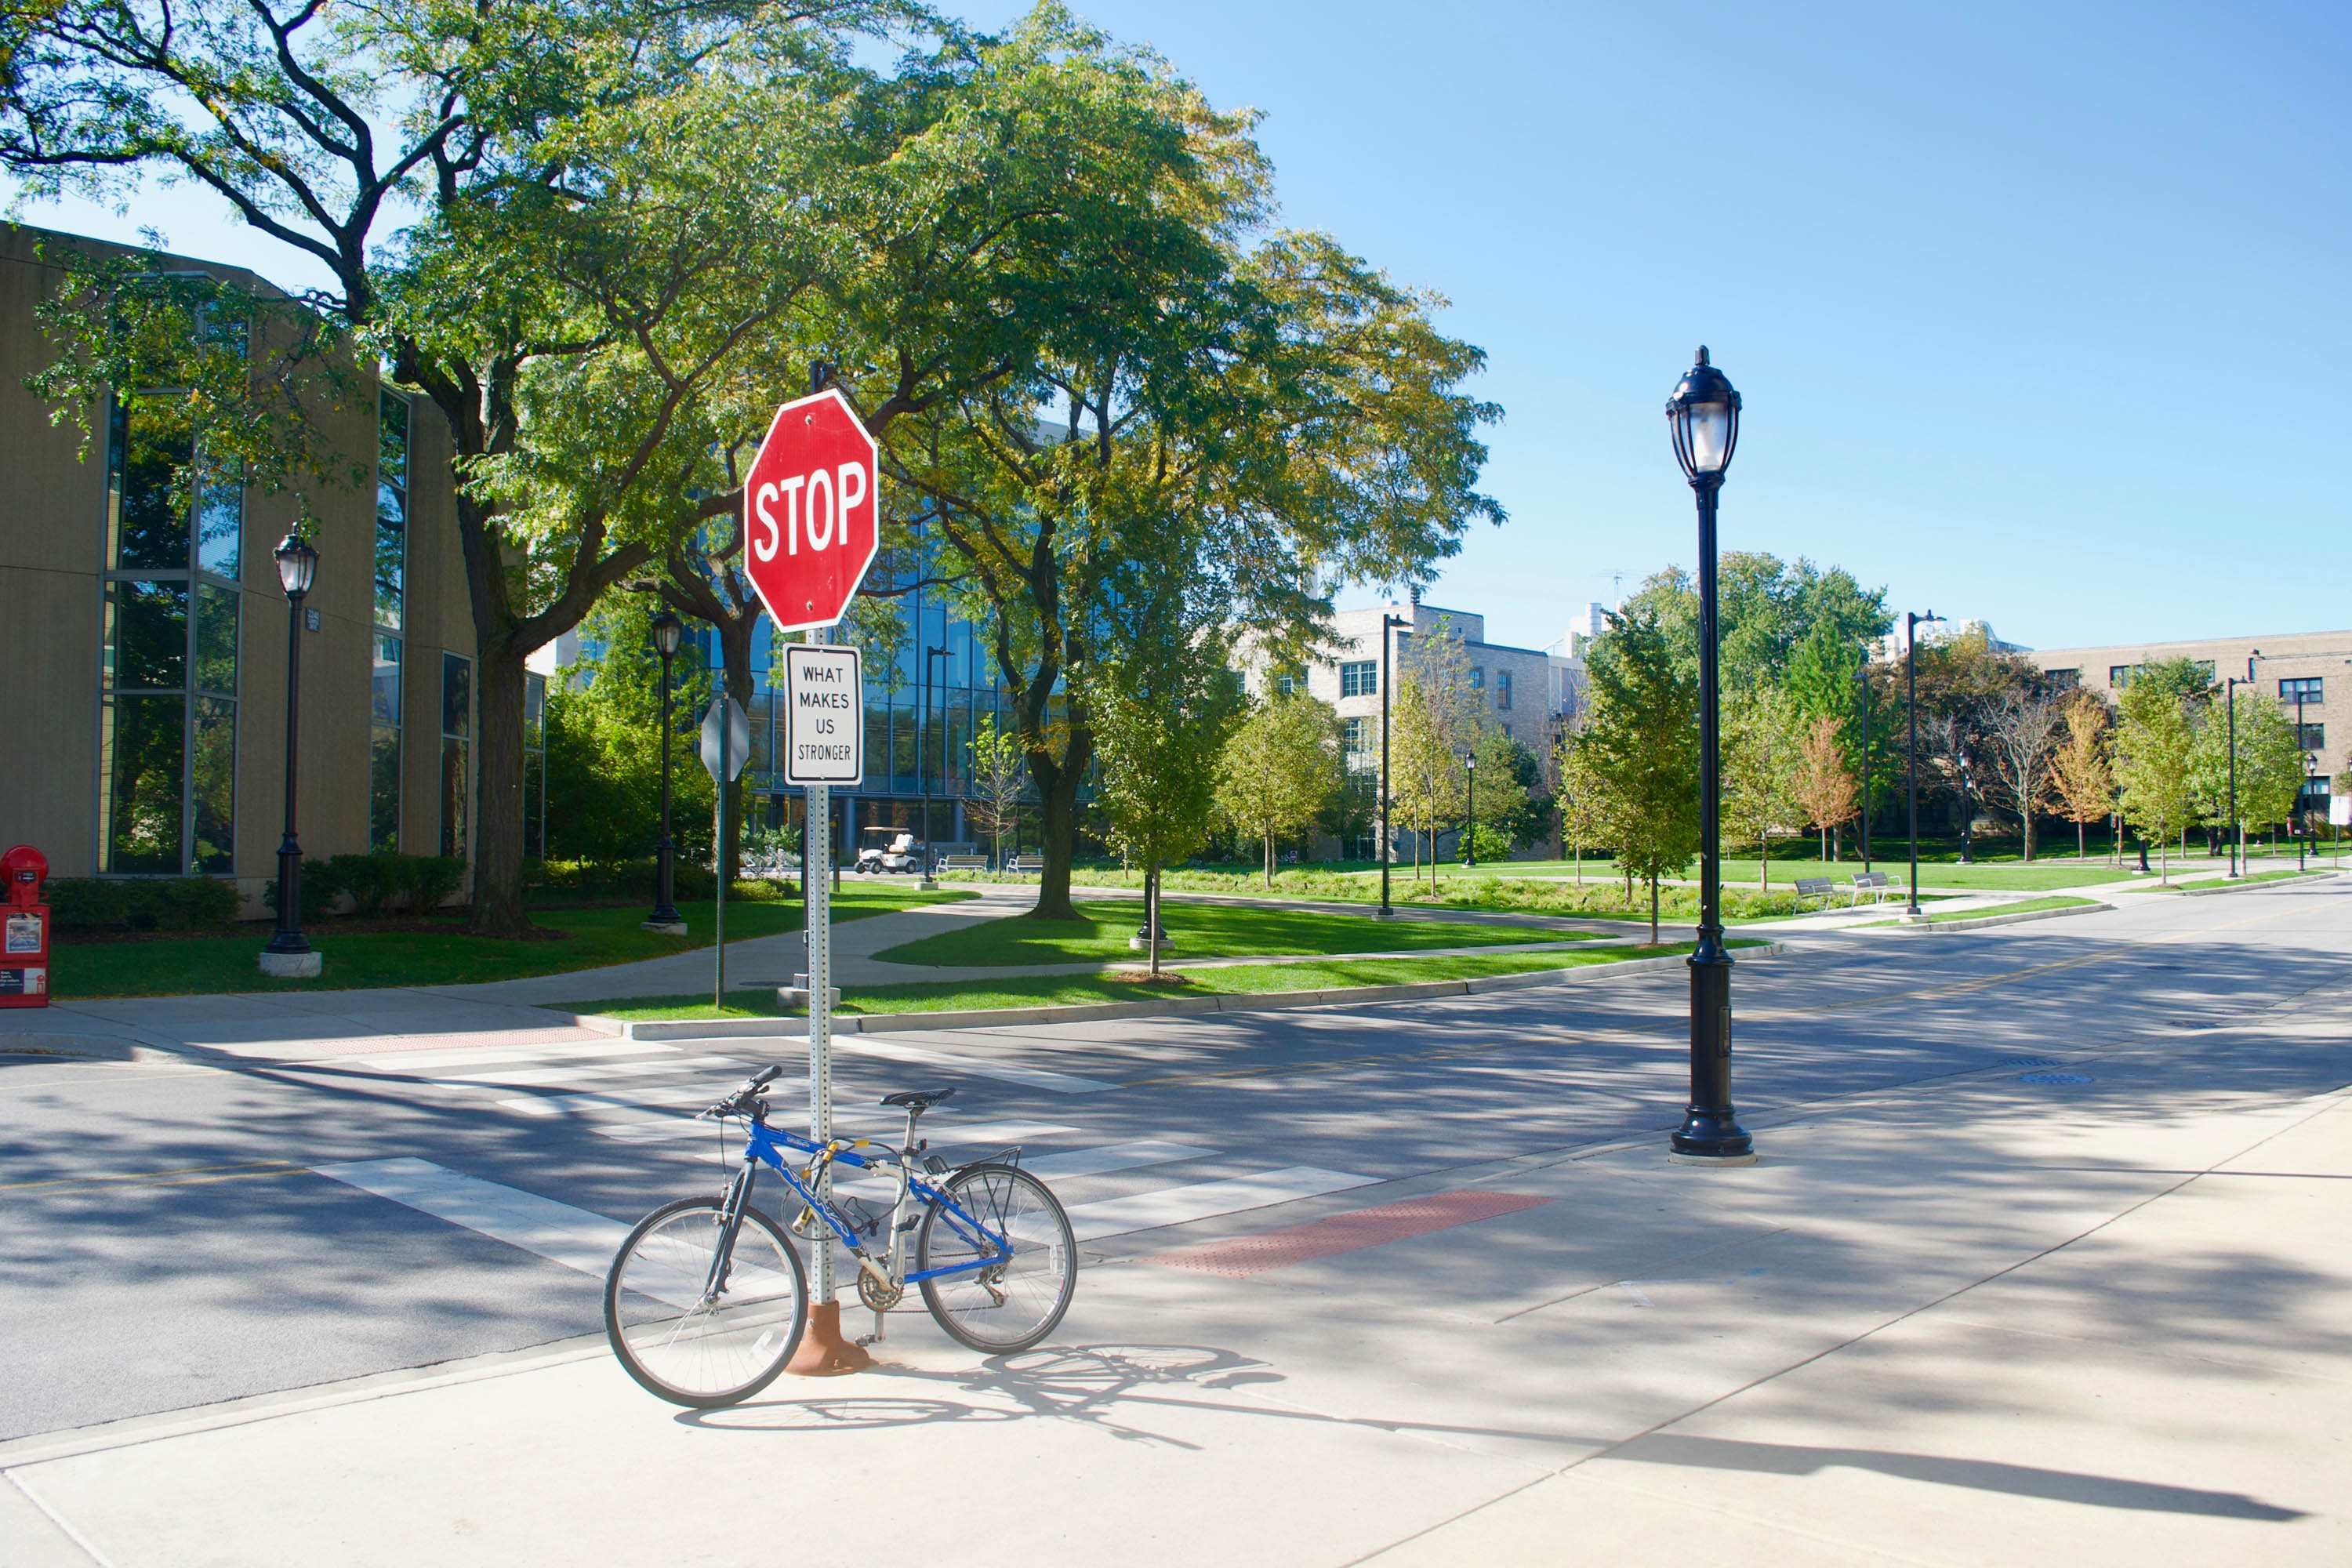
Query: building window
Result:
<box><xmin>1341</xmin><ymin>716</ymin><xmax>1368</xmax><ymax>756</ymax></box>
<box><xmin>2297</xmin><ymin>723</ymin><xmax>2325</xmax><ymax>752</ymax></box>
<box><xmin>371</xmin><ymin>635</ymin><xmax>401</xmax><ymax>851</ymax></box>
<box><xmin>372</xmin><ymin>392</ymin><xmax>409</xmax><ymax>847</ymax></box>
<box><xmin>2108</xmin><ymin>665</ymin><xmax>2139</xmax><ymax>688</ymax></box>
<box><xmin>526</xmin><ymin>672</ymin><xmax>547</xmax><ymax>863</ymax></box>
<box><xmin>440</xmin><ymin>652</ymin><xmax>471</xmax><ymax>860</ymax></box>
<box><xmin>1469</xmin><ymin>667</ymin><xmax>1485</xmax><ymax>690</ymax></box>
<box><xmin>1274</xmin><ymin>670</ymin><xmax>1300</xmax><ymax>697</ymax></box>
<box><xmin>2045</xmin><ymin>668</ymin><xmax>2079</xmax><ymax>686</ymax></box>
<box><xmin>1339</xmin><ymin>660</ymin><xmax>1377</xmax><ymax>698</ymax></box>
<box><xmin>1496</xmin><ymin>670</ymin><xmax>1512</xmax><ymax>710</ymax></box>
<box><xmin>2297</xmin><ymin>779</ymin><xmax>2331</xmax><ymax>813</ymax></box>
<box><xmin>2281</xmin><ymin>677</ymin><xmax>2324</xmax><ymax>704</ymax></box>
<box><xmin>97</xmin><ymin>397</ymin><xmax>240</xmax><ymax>875</ymax></box>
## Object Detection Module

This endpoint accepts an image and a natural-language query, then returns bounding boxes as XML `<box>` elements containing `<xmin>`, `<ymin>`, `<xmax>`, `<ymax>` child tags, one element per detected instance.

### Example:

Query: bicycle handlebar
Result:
<box><xmin>700</xmin><ymin>1065</ymin><xmax>784</xmax><ymax>1121</ymax></box>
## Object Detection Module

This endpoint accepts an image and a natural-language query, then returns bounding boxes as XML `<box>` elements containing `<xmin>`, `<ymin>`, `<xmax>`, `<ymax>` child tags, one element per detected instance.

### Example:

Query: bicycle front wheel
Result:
<box><xmin>916</xmin><ymin>1163</ymin><xmax>1076</xmax><ymax>1352</ymax></box>
<box><xmin>604</xmin><ymin>1197</ymin><xmax>808</xmax><ymax>1407</ymax></box>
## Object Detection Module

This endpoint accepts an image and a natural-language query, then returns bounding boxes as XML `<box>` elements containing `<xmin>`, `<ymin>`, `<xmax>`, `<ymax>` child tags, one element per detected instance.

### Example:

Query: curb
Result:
<box><xmin>1868</xmin><ymin>902</ymin><xmax>2111</xmax><ymax>935</ymax></box>
<box><xmin>559</xmin><ymin>942</ymin><xmax>1790</xmax><ymax>1041</ymax></box>
<box><xmin>2177</xmin><ymin>870</ymin><xmax>2339</xmax><ymax>898</ymax></box>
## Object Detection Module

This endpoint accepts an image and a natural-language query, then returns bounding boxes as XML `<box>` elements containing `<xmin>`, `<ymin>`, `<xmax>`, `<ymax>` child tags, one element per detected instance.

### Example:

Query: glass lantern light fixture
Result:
<box><xmin>274</xmin><ymin>532</ymin><xmax>319</xmax><ymax>599</ymax></box>
<box><xmin>1666</xmin><ymin>346</ymin><xmax>1741</xmax><ymax>483</ymax></box>
<box><xmin>651</xmin><ymin>611</ymin><xmax>684</xmax><ymax>658</ymax></box>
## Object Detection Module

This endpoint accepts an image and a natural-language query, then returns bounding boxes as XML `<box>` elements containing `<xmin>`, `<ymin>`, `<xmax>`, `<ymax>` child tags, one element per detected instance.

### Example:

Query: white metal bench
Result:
<box><xmin>1793</xmin><ymin>876</ymin><xmax>1838</xmax><ymax>909</ymax></box>
<box><xmin>1003</xmin><ymin>854</ymin><xmax>1044</xmax><ymax>874</ymax></box>
<box><xmin>937</xmin><ymin>854</ymin><xmax>990</xmax><ymax>874</ymax></box>
<box><xmin>1847</xmin><ymin>870</ymin><xmax>1893</xmax><ymax>905</ymax></box>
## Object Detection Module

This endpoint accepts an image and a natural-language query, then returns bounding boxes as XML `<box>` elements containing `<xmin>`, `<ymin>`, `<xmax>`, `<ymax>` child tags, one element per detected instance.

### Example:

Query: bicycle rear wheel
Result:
<box><xmin>605</xmin><ymin>1197</ymin><xmax>808</xmax><ymax>1407</ymax></box>
<box><xmin>916</xmin><ymin>1163</ymin><xmax>1076</xmax><ymax>1352</ymax></box>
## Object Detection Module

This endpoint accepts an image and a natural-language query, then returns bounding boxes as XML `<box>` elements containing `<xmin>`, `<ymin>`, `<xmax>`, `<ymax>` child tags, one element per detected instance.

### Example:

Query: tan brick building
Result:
<box><xmin>2023</xmin><ymin>630</ymin><xmax>2351</xmax><ymax>815</ymax></box>
<box><xmin>0</xmin><ymin>223</ymin><xmax>495</xmax><ymax>908</ymax></box>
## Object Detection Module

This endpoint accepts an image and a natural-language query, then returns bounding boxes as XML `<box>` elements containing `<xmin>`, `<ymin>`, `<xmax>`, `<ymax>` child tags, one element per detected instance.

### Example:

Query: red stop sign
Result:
<box><xmin>741</xmin><ymin>388</ymin><xmax>881</xmax><ymax>633</ymax></box>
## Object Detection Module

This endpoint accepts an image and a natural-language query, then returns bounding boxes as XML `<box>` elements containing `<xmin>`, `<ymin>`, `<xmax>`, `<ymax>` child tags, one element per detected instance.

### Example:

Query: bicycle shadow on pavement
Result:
<box><xmin>666</xmin><ymin>1341</ymin><xmax>2307</xmax><ymax>1521</ymax></box>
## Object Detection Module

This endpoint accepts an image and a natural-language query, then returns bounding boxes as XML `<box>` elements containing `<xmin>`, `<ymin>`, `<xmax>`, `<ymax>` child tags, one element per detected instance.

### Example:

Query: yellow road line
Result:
<box><xmin>0</xmin><ymin>1160</ymin><xmax>300</xmax><ymax>1195</ymax></box>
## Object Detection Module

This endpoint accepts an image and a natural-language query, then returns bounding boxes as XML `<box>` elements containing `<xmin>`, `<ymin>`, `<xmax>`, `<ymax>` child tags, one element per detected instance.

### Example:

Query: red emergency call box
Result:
<box><xmin>2</xmin><ymin>844</ymin><xmax>51</xmax><ymax>1007</ymax></box>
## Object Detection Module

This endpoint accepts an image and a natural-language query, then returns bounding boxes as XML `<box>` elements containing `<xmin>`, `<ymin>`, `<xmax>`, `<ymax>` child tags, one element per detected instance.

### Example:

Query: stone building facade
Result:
<box><xmin>0</xmin><ymin>223</ymin><xmax>492</xmax><ymax>906</ymax></box>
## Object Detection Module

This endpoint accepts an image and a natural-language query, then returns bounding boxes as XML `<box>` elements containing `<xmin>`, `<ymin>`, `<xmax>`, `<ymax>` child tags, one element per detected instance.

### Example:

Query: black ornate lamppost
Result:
<box><xmin>644</xmin><ymin>610</ymin><xmax>688</xmax><ymax>933</ymax></box>
<box><xmin>1378</xmin><ymin>612</ymin><xmax>1408</xmax><ymax>918</ymax></box>
<box><xmin>261</xmin><ymin>533</ymin><xmax>321</xmax><ymax>978</ymax></box>
<box><xmin>1666</xmin><ymin>347</ymin><xmax>1751</xmax><ymax>1163</ymax></box>
<box><xmin>1904</xmin><ymin>609</ymin><xmax>1943</xmax><ymax>916</ymax></box>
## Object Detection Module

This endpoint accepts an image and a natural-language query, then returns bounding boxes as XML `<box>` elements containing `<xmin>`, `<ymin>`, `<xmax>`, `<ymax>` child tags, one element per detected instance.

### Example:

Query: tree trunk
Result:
<box><xmin>2020</xmin><ymin>796</ymin><xmax>2036</xmax><ymax>862</ymax></box>
<box><xmin>1147</xmin><ymin>866</ymin><xmax>1160</xmax><ymax>978</ymax></box>
<box><xmin>1263</xmin><ymin>830</ymin><xmax>1274</xmax><ymax>887</ymax></box>
<box><xmin>468</xmin><ymin>638</ymin><xmax>533</xmax><ymax>937</ymax></box>
<box><xmin>1648</xmin><ymin>874</ymin><xmax>1659</xmax><ymax>944</ymax></box>
<box><xmin>2078</xmin><ymin>820</ymin><xmax>2085</xmax><ymax>861</ymax></box>
<box><xmin>1025</xmin><ymin>753</ymin><xmax>1086</xmax><ymax>921</ymax></box>
<box><xmin>1759</xmin><ymin>836</ymin><xmax>1770</xmax><ymax>893</ymax></box>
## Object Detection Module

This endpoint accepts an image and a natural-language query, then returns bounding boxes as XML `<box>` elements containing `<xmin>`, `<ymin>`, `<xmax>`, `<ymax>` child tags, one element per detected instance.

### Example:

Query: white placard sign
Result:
<box><xmin>783</xmin><ymin>644</ymin><xmax>863</xmax><ymax>785</ymax></box>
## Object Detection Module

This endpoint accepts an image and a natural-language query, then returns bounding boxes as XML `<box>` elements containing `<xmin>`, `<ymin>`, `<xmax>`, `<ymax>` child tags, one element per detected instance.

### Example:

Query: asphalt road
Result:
<box><xmin>4</xmin><ymin>878</ymin><xmax>2347</xmax><ymax>1444</ymax></box>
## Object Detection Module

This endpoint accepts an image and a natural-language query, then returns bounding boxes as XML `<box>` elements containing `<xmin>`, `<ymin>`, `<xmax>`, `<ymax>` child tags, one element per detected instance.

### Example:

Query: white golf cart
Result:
<box><xmin>855</xmin><ymin>827</ymin><xmax>922</xmax><ymax>875</ymax></box>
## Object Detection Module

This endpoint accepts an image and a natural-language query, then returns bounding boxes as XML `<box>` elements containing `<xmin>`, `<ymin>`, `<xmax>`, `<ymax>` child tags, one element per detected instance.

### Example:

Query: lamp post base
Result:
<box><xmin>1668</xmin><ymin>1149</ymin><xmax>1759</xmax><ymax>1167</ymax></box>
<box><xmin>641</xmin><ymin>918</ymin><xmax>690</xmax><ymax>936</ymax></box>
<box><xmin>258</xmin><ymin>949</ymin><xmax>323</xmax><ymax>978</ymax></box>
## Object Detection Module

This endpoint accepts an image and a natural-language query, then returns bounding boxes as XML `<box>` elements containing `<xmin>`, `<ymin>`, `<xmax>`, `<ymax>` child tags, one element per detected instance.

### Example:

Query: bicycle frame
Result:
<box><xmin>717</xmin><ymin>1115</ymin><xmax>1014</xmax><ymax>1292</ymax></box>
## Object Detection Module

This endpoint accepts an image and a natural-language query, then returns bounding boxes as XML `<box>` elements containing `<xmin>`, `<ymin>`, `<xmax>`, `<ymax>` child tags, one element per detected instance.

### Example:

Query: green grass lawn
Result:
<box><xmin>2170</xmin><ymin>868</ymin><xmax>2328</xmax><ymax>892</ymax></box>
<box><xmin>871</xmin><ymin>898</ymin><xmax>1573</xmax><ymax>968</ymax></box>
<box><xmin>1857</xmin><ymin>895</ymin><xmax>2100</xmax><ymax>928</ymax></box>
<box><xmin>969</xmin><ymin>866</ymin><xmax>1838</xmax><ymax>924</ymax></box>
<box><xmin>49</xmin><ymin>887</ymin><xmax>973</xmax><ymax>999</ymax></box>
<box><xmin>1457</xmin><ymin>857</ymin><xmax>2143</xmax><ymax>892</ymax></box>
<box><xmin>573</xmin><ymin>941</ymin><xmax>1769</xmax><ymax>1021</ymax></box>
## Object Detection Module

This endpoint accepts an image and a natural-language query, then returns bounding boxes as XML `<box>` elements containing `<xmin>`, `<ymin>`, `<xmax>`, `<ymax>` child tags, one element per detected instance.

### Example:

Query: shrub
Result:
<box><xmin>48</xmin><ymin>877</ymin><xmax>238</xmax><ymax>932</ymax></box>
<box><xmin>403</xmin><ymin>855</ymin><xmax>467</xmax><ymax>914</ymax></box>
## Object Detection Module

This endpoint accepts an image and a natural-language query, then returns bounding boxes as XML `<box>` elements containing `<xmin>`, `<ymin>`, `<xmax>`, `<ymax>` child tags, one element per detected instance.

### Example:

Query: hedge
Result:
<box><xmin>47</xmin><ymin>877</ymin><xmax>241</xmax><ymax>933</ymax></box>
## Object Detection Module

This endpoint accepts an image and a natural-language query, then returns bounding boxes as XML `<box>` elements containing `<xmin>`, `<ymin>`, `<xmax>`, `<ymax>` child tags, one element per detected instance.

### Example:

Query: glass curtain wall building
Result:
<box><xmin>717</xmin><ymin>565</ymin><xmax>1025</xmax><ymax>853</ymax></box>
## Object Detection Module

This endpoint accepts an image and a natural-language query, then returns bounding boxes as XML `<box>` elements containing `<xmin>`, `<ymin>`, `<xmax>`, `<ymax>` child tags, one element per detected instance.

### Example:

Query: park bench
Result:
<box><xmin>1847</xmin><ymin>870</ymin><xmax>1893</xmax><ymax>905</ymax></box>
<box><xmin>1004</xmin><ymin>853</ymin><xmax>1045</xmax><ymax>874</ymax></box>
<box><xmin>1793</xmin><ymin>877</ymin><xmax>1838</xmax><ymax>909</ymax></box>
<box><xmin>937</xmin><ymin>854</ymin><xmax>990</xmax><ymax>875</ymax></box>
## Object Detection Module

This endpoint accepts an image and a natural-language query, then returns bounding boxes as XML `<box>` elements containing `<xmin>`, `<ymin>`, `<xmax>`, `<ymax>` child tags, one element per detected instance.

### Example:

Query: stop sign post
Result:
<box><xmin>742</xmin><ymin>381</ymin><xmax>881</xmax><ymax>1373</ymax></box>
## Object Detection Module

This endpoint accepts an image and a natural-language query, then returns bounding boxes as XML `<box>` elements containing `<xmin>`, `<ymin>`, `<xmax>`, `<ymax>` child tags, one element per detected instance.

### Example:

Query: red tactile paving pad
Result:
<box><xmin>1139</xmin><ymin>1189</ymin><xmax>1553</xmax><ymax>1279</ymax></box>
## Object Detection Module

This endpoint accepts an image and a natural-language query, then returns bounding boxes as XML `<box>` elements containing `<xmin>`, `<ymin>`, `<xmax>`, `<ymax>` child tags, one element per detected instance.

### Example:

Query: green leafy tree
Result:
<box><xmin>1216</xmin><ymin>694</ymin><xmax>1344</xmax><ymax>885</ymax></box>
<box><xmin>1554</xmin><ymin>721</ymin><xmax>1610</xmax><ymax>886</ymax></box>
<box><xmin>1388</xmin><ymin>621</ymin><xmax>1489</xmax><ymax>890</ymax></box>
<box><xmin>2114</xmin><ymin>659</ymin><xmax>2205</xmax><ymax>884</ymax></box>
<box><xmin>2</xmin><ymin>0</ymin><xmax>899</xmax><ymax>935</ymax></box>
<box><xmin>543</xmin><ymin>593</ymin><xmax>713</xmax><ymax>869</ymax></box>
<box><xmin>1574</xmin><ymin>607</ymin><xmax>1699</xmax><ymax>941</ymax></box>
<box><xmin>1086</xmin><ymin>576</ymin><xmax>1243</xmax><ymax>975</ymax></box>
<box><xmin>880</xmin><ymin>11</ymin><xmax>1500</xmax><ymax>921</ymax></box>
<box><xmin>1722</xmin><ymin>688</ymin><xmax>1802</xmax><ymax>887</ymax></box>
<box><xmin>2205</xmin><ymin>688</ymin><xmax>2306</xmax><ymax>839</ymax></box>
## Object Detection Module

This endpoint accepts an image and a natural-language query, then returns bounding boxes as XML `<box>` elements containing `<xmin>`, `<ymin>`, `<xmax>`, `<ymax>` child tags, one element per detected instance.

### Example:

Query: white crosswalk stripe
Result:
<box><xmin>316</xmin><ymin>1040</ymin><xmax>1378</xmax><ymax>1251</ymax></box>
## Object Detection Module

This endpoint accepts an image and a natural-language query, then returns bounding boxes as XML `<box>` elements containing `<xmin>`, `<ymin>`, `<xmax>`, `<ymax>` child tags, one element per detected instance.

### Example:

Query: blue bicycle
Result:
<box><xmin>603</xmin><ymin>1067</ymin><xmax>1077</xmax><ymax>1407</ymax></box>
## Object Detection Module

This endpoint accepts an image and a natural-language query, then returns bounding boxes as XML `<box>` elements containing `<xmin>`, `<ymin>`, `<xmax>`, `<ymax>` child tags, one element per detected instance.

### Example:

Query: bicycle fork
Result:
<box><xmin>702</xmin><ymin>1161</ymin><xmax>760</xmax><ymax>1307</ymax></box>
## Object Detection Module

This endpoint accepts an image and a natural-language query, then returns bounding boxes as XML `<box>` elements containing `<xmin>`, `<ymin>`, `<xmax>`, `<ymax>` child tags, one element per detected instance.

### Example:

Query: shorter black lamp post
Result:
<box><xmin>1904</xmin><ymin>610</ymin><xmax>1943</xmax><ymax>916</ymax></box>
<box><xmin>1857</xmin><ymin>655</ymin><xmax>1873</xmax><ymax>871</ymax></box>
<box><xmin>1378</xmin><ymin>612</ymin><xmax>1408</xmax><ymax>917</ymax></box>
<box><xmin>921</xmin><ymin>643</ymin><xmax>949</xmax><ymax>883</ymax></box>
<box><xmin>644</xmin><ymin>611</ymin><xmax>688</xmax><ymax>933</ymax></box>
<box><xmin>1461</xmin><ymin>748</ymin><xmax>1477</xmax><ymax>868</ymax></box>
<box><xmin>261</xmin><ymin>533</ymin><xmax>321</xmax><ymax>977</ymax></box>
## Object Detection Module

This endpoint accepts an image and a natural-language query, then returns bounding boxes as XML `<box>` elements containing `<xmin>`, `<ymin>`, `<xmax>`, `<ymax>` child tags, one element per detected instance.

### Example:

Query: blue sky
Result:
<box><xmin>13</xmin><ymin>2</ymin><xmax>2347</xmax><ymax>655</ymax></box>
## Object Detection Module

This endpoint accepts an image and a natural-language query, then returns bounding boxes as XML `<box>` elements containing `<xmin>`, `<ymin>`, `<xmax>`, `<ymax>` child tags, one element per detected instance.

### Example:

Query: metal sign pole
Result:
<box><xmin>806</xmin><ymin>628</ymin><xmax>835</xmax><ymax>1312</ymax></box>
<box><xmin>714</xmin><ymin>684</ymin><xmax>729</xmax><ymax>1011</ymax></box>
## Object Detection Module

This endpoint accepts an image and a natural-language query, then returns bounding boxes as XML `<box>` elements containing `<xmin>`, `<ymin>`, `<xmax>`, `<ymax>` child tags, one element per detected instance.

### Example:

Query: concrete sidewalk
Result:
<box><xmin>5</xmin><ymin>985</ymin><xmax>2343</xmax><ymax>1563</ymax></box>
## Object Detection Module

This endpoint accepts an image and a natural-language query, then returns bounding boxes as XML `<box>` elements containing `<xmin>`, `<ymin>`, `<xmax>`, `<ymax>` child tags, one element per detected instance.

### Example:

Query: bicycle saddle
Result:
<box><xmin>880</xmin><ymin>1087</ymin><xmax>956</xmax><ymax>1112</ymax></box>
